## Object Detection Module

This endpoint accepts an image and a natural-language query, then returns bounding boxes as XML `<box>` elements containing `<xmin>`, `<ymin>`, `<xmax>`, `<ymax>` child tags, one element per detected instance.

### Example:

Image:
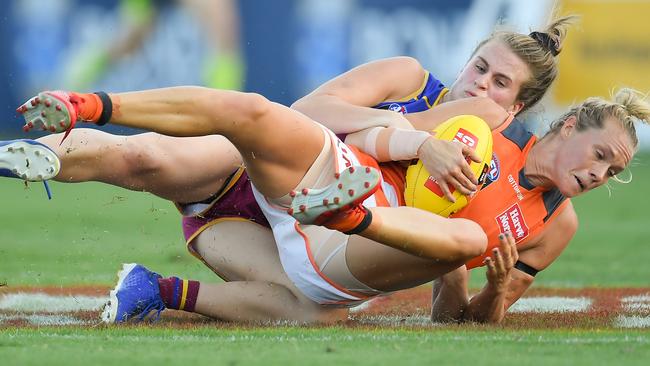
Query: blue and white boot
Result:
<box><xmin>101</xmin><ymin>263</ymin><xmax>166</xmax><ymax>323</ymax></box>
<box><xmin>0</xmin><ymin>139</ymin><xmax>60</xmax><ymax>181</ymax></box>
<box><xmin>0</xmin><ymin>139</ymin><xmax>60</xmax><ymax>199</ymax></box>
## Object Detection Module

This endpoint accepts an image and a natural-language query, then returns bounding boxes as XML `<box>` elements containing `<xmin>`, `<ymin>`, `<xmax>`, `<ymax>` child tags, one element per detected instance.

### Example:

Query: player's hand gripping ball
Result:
<box><xmin>404</xmin><ymin>115</ymin><xmax>493</xmax><ymax>217</ymax></box>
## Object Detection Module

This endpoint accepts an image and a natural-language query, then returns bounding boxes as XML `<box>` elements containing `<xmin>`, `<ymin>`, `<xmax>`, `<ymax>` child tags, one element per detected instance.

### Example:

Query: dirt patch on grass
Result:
<box><xmin>1</xmin><ymin>286</ymin><xmax>649</xmax><ymax>330</ymax></box>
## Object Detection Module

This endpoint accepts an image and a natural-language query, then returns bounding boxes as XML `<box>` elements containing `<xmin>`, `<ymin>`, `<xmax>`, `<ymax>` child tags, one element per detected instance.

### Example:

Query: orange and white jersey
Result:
<box><xmin>362</xmin><ymin>118</ymin><xmax>570</xmax><ymax>270</ymax></box>
<box><xmin>453</xmin><ymin>118</ymin><xmax>570</xmax><ymax>269</ymax></box>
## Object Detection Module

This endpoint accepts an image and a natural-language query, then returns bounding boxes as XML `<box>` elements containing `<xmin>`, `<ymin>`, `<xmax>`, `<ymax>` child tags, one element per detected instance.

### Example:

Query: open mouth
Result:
<box><xmin>574</xmin><ymin>175</ymin><xmax>585</xmax><ymax>191</ymax></box>
<box><xmin>465</xmin><ymin>91</ymin><xmax>477</xmax><ymax>97</ymax></box>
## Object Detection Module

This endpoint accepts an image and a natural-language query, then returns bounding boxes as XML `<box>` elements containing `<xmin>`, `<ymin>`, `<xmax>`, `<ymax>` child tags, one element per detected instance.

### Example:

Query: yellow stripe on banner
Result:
<box><xmin>179</xmin><ymin>279</ymin><xmax>189</xmax><ymax>310</ymax></box>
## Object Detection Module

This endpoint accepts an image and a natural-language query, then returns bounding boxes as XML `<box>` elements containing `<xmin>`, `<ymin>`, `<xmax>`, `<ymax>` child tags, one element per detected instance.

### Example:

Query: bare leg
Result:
<box><xmin>344</xmin><ymin>212</ymin><xmax>482</xmax><ymax>293</ymax></box>
<box><xmin>38</xmin><ymin>129</ymin><xmax>242</xmax><ymax>203</ymax></box>
<box><xmin>345</xmin><ymin>236</ymin><xmax>467</xmax><ymax>292</ymax></box>
<box><xmin>360</xmin><ymin>206</ymin><xmax>487</xmax><ymax>261</ymax></box>
<box><xmin>104</xmin><ymin>88</ymin><xmax>489</xmax><ymax>257</ymax></box>
<box><xmin>107</xmin><ymin>87</ymin><xmax>325</xmax><ymax>198</ymax></box>
<box><xmin>190</xmin><ymin>221</ymin><xmax>347</xmax><ymax>323</ymax></box>
<box><xmin>30</xmin><ymin>88</ymin><xmax>487</xmax><ymax>261</ymax></box>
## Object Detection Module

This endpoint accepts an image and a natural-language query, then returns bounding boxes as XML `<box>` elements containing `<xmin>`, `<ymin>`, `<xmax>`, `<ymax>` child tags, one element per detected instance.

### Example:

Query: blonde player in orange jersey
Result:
<box><xmin>11</xmin><ymin>15</ymin><xmax>599</xmax><ymax>324</ymax></box>
<box><xmin>20</xmin><ymin>83</ymin><xmax>649</xmax><ymax>325</ymax></box>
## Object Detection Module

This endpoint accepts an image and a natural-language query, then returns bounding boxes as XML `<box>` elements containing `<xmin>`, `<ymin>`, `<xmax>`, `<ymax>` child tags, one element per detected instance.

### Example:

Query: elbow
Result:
<box><xmin>472</xmin><ymin>97</ymin><xmax>509</xmax><ymax>127</ymax></box>
<box><xmin>472</xmin><ymin>97</ymin><xmax>500</xmax><ymax>110</ymax></box>
<box><xmin>291</xmin><ymin>93</ymin><xmax>332</xmax><ymax>115</ymax></box>
<box><xmin>394</xmin><ymin>56</ymin><xmax>424</xmax><ymax>75</ymax></box>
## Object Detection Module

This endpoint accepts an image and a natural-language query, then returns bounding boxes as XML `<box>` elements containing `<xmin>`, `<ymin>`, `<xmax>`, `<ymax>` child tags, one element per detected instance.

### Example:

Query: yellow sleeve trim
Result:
<box><xmin>431</xmin><ymin>88</ymin><xmax>449</xmax><ymax>108</ymax></box>
<box><xmin>394</xmin><ymin>71</ymin><xmax>430</xmax><ymax>102</ymax></box>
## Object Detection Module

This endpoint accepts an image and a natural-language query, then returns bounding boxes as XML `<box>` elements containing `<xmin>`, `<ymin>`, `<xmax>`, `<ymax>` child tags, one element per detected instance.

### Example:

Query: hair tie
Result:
<box><xmin>529</xmin><ymin>31</ymin><xmax>560</xmax><ymax>56</ymax></box>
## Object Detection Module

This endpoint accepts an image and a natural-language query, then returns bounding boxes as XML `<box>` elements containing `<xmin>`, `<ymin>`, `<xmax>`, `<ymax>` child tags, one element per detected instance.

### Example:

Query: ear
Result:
<box><xmin>560</xmin><ymin>115</ymin><xmax>577</xmax><ymax>138</ymax></box>
<box><xmin>508</xmin><ymin>101</ymin><xmax>525</xmax><ymax>115</ymax></box>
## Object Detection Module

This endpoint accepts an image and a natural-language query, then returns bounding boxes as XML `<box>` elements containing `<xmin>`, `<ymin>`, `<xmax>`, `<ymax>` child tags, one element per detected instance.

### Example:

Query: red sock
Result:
<box><xmin>157</xmin><ymin>277</ymin><xmax>201</xmax><ymax>312</ymax></box>
<box><xmin>69</xmin><ymin>92</ymin><xmax>103</xmax><ymax>122</ymax></box>
<box><xmin>323</xmin><ymin>206</ymin><xmax>373</xmax><ymax>235</ymax></box>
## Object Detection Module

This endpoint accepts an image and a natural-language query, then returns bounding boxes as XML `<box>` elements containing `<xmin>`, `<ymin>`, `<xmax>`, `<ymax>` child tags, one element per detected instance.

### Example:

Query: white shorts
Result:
<box><xmin>252</xmin><ymin>126</ymin><xmax>398</xmax><ymax>306</ymax></box>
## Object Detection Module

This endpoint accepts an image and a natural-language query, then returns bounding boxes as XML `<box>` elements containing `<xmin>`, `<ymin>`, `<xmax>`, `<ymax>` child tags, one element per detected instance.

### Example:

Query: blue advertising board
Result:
<box><xmin>0</xmin><ymin>0</ymin><xmax>550</xmax><ymax>136</ymax></box>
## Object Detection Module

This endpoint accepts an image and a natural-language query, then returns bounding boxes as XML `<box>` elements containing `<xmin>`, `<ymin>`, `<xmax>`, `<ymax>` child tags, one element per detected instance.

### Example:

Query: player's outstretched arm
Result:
<box><xmin>462</xmin><ymin>205</ymin><xmax>578</xmax><ymax>323</ymax></box>
<box><xmin>291</xmin><ymin>57</ymin><xmax>425</xmax><ymax>132</ymax></box>
<box><xmin>405</xmin><ymin>97</ymin><xmax>511</xmax><ymax>133</ymax></box>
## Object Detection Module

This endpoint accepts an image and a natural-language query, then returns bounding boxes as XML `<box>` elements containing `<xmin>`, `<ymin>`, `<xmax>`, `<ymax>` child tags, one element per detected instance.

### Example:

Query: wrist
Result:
<box><xmin>398</xmin><ymin>130</ymin><xmax>431</xmax><ymax>160</ymax></box>
<box><xmin>485</xmin><ymin>279</ymin><xmax>508</xmax><ymax>296</ymax></box>
<box><xmin>416</xmin><ymin>135</ymin><xmax>434</xmax><ymax>157</ymax></box>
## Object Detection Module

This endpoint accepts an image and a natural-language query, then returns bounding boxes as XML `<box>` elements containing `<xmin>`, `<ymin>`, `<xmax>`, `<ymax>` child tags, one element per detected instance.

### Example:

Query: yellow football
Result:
<box><xmin>404</xmin><ymin>115</ymin><xmax>493</xmax><ymax>217</ymax></box>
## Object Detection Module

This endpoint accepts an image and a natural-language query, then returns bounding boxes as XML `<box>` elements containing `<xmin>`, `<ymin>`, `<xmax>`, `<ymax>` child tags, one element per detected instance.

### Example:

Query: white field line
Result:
<box><xmin>624</xmin><ymin>303</ymin><xmax>650</xmax><ymax>311</ymax></box>
<box><xmin>1</xmin><ymin>293</ymin><xmax>649</xmax><ymax>329</ymax></box>
<box><xmin>0</xmin><ymin>314</ymin><xmax>89</xmax><ymax>326</ymax></box>
<box><xmin>0</xmin><ymin>293</ymin><xmax>107</xmax><ymax>312</ymax></box>
<box><xmin>509</xmin><ymin>296</ymin><xmax>592</xmax><ymax>313</ymax></box>
<box><xmin>358</xmin><ymin>315</ymin><xmax>435</xmax><ymax>327</ymax></box>
<box><xmin>621</xmin><ymin>295</ymin><xmax>650</xmax><ymax>303</ymax></box>
<box><xmin>621</xmin><ymin>294</ymin><xmax>650</xmax><ymax>312</ymax></box>
<box><xmin>614</xmin><ymin>315</ymin><xmax>650</xmax><ymax>328</ymax></box>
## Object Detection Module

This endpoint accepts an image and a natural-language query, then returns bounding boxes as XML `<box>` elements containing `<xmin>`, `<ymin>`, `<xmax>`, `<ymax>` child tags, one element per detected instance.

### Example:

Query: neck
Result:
<box><xmin>524</xmin><ymin>136</ymin><xmax>556</xmax><ymax>189</ymax></box>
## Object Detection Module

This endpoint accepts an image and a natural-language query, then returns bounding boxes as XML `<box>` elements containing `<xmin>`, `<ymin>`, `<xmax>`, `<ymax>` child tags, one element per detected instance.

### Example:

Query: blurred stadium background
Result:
<box><xmin>1</xmin><ymin>2</ymin><xmax>650</xmax><ymax>363</ymax></box>
<box><xmin>0</xmin><ymin>0</ymin><xmax>649</xmax><ymax>147</ymax></box>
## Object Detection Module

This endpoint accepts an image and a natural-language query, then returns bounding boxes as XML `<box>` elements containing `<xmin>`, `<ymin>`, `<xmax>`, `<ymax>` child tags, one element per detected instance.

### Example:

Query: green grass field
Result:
<box><xmin>1</xmin><ymin>153</ymin><xmax>649</xmax><ymax>365</ymax></box>
<box><xmin>2</xmin><ymin>328</ymin><xmax>649</xmax><ymax>366</ymax></box>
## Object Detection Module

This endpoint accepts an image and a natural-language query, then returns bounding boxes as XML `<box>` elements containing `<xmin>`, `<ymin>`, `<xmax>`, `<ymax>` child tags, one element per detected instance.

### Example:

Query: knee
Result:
<box><xmin>203</xmin><ymin>89</ymin><xmax>272</xmax><ymax>124</ymax></box>
<box><xmin>238</xmin><ymin>92</ymin><xmax>273</xmax><ymax>125</ymax></box>
<box><xmin>448</xmin><ymin>219</ymin><xmax>488</xmax><ymax>261</ymax></box>
<box><xmin>118</xmin><ymin>135</ymin><xmax>165</xmax><ymax>180</ymax></box>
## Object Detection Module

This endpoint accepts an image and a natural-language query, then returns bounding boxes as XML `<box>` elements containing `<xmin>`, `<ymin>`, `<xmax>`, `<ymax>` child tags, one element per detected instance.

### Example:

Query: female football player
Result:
<box><xmin>14</xmin><ymin>16</ymin><xmax>598</xmax><ymax>324</ymax></box>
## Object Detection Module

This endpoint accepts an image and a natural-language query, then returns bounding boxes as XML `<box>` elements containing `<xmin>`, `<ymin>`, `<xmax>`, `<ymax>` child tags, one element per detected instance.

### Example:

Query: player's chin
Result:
<box><xmin>557</xmin><ymin>181</ymin><xmax>580</xmax><ymax>198</ymax></box>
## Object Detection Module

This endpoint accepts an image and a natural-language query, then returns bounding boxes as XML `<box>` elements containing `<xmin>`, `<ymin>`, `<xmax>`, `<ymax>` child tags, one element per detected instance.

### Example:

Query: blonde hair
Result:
<box><xmin>545</xmin><ymin>88</ymin><xmax>650</xmax><ymax>183</ymax></box>
<box><xmin>547</xmin><ymin>88</ymin><xmax>650</xmax><ymax>148</ymax></box>
<box><xmin>472</xmin><ymin>14</ymin><xmax>579</xmax><ymax>113</ymax></box>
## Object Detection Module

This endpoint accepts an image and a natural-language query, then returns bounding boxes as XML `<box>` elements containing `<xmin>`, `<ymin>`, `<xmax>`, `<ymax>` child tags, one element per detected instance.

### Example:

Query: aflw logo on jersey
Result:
<box><xmin>482</xmin><ymin>153</ymin><xmax>500</xmax><ymax>189</ymax></box>
<box><xmin>424</xmin><ymin>128</ymin><xmax>479</xmax><ymax>196</ymax></box>
<box><xmin>495</xmin><ymin>203</ymin><xmax>529</xmax><ymax>242</ymax></box>
<box><xmin>388</xmin><ymin>103</ymin><xmax>407</xmax><ymax>114</ymax></box>
<box><xmin>487</xmin><ymin>153</ymin><xmax>500</xmax><ymax>181</ymax></box>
